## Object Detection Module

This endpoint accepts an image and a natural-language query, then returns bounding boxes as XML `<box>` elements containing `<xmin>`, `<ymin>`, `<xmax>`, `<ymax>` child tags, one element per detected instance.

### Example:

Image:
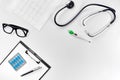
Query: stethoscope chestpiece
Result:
<box><xmin>66</xmin><ymin>1</ymin><xmax>74</xmax><ymax>9</ymax></box>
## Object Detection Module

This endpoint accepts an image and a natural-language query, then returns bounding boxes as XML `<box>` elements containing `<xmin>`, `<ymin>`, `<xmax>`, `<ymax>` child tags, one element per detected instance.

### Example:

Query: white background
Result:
<box><xmin>0</xmin><ymin>0</ymin><xmax>120</xmax><ymax>80</ymax></box>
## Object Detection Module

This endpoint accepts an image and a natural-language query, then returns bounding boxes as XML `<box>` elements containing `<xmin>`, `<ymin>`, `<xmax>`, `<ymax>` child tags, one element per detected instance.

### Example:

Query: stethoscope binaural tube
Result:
<box><xmin>82</xmin><ymin>8</ymin><xmax>116</xmax><ymax>37</ymax></box>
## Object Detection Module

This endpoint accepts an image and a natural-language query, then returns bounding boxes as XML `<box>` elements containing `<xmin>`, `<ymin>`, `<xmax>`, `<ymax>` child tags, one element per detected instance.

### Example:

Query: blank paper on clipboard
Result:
<box><xmin>7</xmin><ymin>0</ymin><xmax>61</xmax><ymax>30</ymax></box>
<box><xmin>0</xmin><ymin>41</ymin><xmax>51</xmax><ymax>80</ymax></box>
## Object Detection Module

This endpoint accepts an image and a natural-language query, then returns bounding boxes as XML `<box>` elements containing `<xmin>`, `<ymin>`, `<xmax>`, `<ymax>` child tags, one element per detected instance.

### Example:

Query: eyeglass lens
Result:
<box><xmin>16</xmin><ymin>29</ymin><xmax>28</xmax><ymax>37</ymax></box>
<box><xmin>3</xmin><ymin>25</ymin><xmax>13</xmax><ymax>34</ymax></box>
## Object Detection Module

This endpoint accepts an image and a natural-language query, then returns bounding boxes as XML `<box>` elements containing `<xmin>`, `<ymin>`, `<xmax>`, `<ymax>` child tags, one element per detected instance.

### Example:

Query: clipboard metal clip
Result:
<box><xmin>25</xmin><ymin>50</ymin><xmax>40</xmax><ymax>64</ymax></box>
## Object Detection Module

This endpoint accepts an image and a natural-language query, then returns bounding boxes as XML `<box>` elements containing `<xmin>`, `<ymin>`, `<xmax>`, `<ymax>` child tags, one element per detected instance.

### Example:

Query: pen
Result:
<box><xmin>21</xmin><ymin>66</ymin><xmax>42</xmax><ymax>77</ymax></box>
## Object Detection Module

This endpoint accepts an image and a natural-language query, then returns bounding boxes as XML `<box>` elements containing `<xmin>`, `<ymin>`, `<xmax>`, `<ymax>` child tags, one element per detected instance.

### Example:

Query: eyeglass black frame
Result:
<box><xmin>2</xmin><ymin>23</ymin><xmax>29</xmax><ymax>37</ymax></box>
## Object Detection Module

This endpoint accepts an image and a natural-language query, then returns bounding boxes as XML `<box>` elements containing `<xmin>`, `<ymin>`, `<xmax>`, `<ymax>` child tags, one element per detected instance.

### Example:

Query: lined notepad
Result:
<box><xmin>7</xmin><ymin>0</ymin><xmax>61</xmax><ymax>30</ymax></box>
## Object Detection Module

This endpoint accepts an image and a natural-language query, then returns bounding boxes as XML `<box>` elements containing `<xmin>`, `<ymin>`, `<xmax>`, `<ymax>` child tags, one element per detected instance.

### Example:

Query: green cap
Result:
<box><xmin>68</xmin><ymin>30</ymin><xmax>74</xmax><ymax>35</ymax></box>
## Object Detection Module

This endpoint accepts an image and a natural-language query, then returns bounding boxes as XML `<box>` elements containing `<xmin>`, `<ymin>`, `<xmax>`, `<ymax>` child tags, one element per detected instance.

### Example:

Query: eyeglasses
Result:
<box><xmin>2</xmin><ymin>23</ymin><xmax>29</xmax><ymax>37</ymax></box>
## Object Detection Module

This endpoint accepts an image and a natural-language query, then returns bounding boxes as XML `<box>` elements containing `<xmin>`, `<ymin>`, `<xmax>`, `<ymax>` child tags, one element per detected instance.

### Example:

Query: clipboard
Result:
<box><xmin>0</xmin><ymin>41</ymin><xmax>51</xmax><ymax>80</ymax></box>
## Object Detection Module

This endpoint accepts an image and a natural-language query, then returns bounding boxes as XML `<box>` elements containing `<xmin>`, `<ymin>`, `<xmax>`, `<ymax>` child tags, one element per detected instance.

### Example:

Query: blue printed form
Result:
<box><xmin>9</xmin><ymin>53</ymin><xmax>26</xmax><ymax>71</ymax></box>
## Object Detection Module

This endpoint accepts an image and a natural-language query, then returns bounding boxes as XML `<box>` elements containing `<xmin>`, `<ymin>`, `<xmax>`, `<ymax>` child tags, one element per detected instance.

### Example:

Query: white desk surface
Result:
<box><xmin>0</xmin><ymin>0</ymin><xmax>120</xmax><ymax>80</ymax></box>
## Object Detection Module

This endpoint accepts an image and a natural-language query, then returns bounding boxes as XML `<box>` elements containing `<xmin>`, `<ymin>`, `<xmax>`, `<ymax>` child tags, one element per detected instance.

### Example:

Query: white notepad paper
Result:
<box><xmin>7</xmin><ymin>0</ymin><xmax>61</xmax><ymax>30</ymax></box>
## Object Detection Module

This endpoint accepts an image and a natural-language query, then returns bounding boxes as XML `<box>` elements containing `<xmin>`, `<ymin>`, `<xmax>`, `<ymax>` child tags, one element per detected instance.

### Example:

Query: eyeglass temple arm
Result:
<box><xmin>2</xmin><ymin>23</ymin><xmax>29</xmax><ymax>31</ymax></box>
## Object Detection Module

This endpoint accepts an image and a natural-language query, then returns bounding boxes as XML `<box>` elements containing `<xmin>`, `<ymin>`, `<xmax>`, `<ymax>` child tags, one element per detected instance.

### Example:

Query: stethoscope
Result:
<box><xmin>54</xmin><ymin>1</ymin><xmax>116</xmax><ymax>42</ymax></box>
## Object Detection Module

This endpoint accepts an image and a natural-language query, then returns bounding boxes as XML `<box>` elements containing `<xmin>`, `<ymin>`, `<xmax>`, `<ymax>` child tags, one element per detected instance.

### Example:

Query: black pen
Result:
<box><xmin>21</xmin><ymin>66</ymin><xmax>42</xmax><ymax>77</ymax></box>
